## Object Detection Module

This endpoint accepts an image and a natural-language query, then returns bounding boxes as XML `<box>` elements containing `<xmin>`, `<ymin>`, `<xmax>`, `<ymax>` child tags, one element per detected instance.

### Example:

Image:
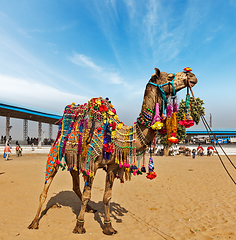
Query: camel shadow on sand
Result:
<box><xmin>39</xmin><ymin>190</ymin><xmax>128</xmax><ymax>229</ymax></box>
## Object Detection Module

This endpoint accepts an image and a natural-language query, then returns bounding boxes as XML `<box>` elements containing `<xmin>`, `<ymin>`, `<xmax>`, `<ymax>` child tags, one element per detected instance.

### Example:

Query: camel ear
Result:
<box><xmin>150</xmin><ymin>68</ymin><xmax>161</xmax><ymax>80</ymax></box>
<box><xmin>154</xmin><ymin>68</ymin><xmax>160</xmax><ymax>78</ymax></box>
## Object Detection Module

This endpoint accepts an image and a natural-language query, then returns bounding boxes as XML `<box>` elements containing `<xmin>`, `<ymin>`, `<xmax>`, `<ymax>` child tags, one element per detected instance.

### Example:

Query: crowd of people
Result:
<box><xmin>1</xmin><ymin>135</ymin><xmax>12</xmax><ymax>144</ymax></box>
<box><xmin>26</xmin><ymin>137</ymin><xmax>54</xmax><ymax>145</ymax></box>
<box><xmin>150</xmin><ymin>144</ymin><xmax>215</xmax><ymax>158</ymax></box>
<box><xmin>2</xmin><ymin>136</ymin><xmax>54</xmax><ymax>161</ymax></box>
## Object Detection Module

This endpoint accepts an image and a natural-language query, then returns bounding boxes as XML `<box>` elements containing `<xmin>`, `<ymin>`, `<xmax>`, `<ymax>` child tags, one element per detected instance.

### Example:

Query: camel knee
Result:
<box><xmin>103</xmin><ymin>190</ymin><xmax>112</xmax><ymax>205</ymax></box>
<box><xmin>39</xmin><ymin>192</ymin><xmax>47</xmax><ymax>203</ymax></box>
<box><xmin>81</xmin><ymin>191</ymin><xmax>91</xmax><ymax>206</ymax></box>
<box><xmin>81</xmin><ymin>197</ymin><xmax>90</xmax><ymax>206</ymax></box>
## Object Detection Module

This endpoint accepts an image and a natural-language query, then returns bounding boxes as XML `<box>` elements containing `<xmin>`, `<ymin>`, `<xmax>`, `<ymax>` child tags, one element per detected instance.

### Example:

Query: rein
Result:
<box><xmin>148</xmin><ymin>73</ymin><xmax>176</xmax><ymax>114</ymax></box>
<box><xmin>187</xmin><ymin>77</ymin><xmax>236</xmax><ymax>186</ymax></box>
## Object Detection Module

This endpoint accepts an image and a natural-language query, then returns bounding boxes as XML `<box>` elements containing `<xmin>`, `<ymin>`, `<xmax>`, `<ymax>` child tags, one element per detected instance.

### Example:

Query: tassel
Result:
<box><xmin>141</xmin><ymin>165</ymin><xmax>146</xmax><ymax>173</ymax></box>
<box><xmin>146</xmin><ymin>157</ymin><xmax>157</xmax><ymax>180</ymax></box>
<box><xmin>130</xmin><ymin>165</ymin><xmax>138</xmax><ymax>170</ymax></box>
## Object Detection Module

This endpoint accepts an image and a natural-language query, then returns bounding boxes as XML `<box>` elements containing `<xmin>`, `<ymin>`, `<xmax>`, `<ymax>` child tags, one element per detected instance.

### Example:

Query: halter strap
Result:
<box><xmin>148</xmin><ymin>73</ymin><xmax>176</xmax><ymax>114</ymax></box>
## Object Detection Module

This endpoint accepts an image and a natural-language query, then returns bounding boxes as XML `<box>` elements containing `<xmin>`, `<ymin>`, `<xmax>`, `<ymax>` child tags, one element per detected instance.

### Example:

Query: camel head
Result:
<box><xmin>149</xmin><ymin>67</ymin><xmax>198</xmax><ymax>95</ymax></box>
<box><xmin>141</xmin><ymin>67</ymin><xmax>198</xmax><ymax>114</ymax></box>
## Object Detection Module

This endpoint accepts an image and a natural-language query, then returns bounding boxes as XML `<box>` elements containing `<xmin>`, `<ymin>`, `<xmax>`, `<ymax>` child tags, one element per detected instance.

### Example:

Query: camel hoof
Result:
<box><xmin>103</xmin><ymin>222</ymin><xmax>117</xmax><ymax>235</ymax></box>
<box><xmin>73</xmin><ymin>221</ymin><xmax>86</xmax><ymax>234</ymax></box>
<box><xmin>28</xmin><ymin>220</ymin><xmax>39</xmax><ymax>229</ymax></box>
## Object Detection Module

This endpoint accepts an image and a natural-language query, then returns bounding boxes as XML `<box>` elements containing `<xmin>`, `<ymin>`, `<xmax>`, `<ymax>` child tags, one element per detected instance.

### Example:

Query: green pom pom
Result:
<box><xmin>137</xmin><ymin>170</ymin><xmax>142</xmax><ymax>175</ymax></box>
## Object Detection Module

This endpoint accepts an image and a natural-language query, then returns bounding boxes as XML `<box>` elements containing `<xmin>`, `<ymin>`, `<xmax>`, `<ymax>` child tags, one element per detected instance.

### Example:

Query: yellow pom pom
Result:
<box><xmin>114</xmin><ymin>115</ymin><xmax>119</xmax><ymax>121</ymax></box>
<box><xmin>108</xmin><ymin>110</ymin><xmax>114</xmax><ymax>115</ymax></box>
<box><xmin>111</xmin><ymin>131</ymin><xmax>115</xmax><ymax>138</ymax></box>
<box><xmin>151</xmin><ymin>121</ymin><xmax>163</xmax><ymax>130</ymax></box>
<box><xmin>96</xmin><ymin>100</ymin><xmax>101</xmax><ymax>106</ymax></box>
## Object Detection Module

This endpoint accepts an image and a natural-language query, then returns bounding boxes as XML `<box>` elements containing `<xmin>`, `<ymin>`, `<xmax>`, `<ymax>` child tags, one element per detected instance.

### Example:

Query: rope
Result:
<box><xmin>187</xmin><ymin>77</ymin><xmax>236</xmax><ymax>185</ymax></box>
<box><xmin>128</xmin><ymin>211</ymin><xmax>176</xmax><ymax>240</ymax></box>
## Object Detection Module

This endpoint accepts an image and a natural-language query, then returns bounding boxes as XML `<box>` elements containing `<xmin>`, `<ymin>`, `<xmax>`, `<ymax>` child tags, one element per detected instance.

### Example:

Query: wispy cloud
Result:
<box><xmin>0</xmin><ymin>32</ymin><xmax>87</xmax><ymax>92</ymax></box>
<box><xmin>140</xmin><ymin>0</ymin><xmax>207</xmax><ymax>62</ymax></box>
<box><xmin>68</xmin><ymin>52</ymin><xmax>126</xmax><ymax>85</ymax></box>
<box><xmin>204</xmin><ymin>37</ymin><xmax>214</xmax><ymax>43</ymax></box>
<box><xmin>69</xmin><ymin>53</ymin><xmax>102</xmax><ymax>72</ymax></box>
<box><xmin>123</xmin><ymin>0</ymin><xmax>136</xmax><ymax>20</ymax></box>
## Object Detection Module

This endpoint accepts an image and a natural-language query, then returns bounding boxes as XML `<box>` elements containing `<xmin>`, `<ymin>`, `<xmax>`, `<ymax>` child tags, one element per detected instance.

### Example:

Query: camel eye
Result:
<box><xmin>167</xmin><ymin>73</ymin><xmax>175</xmax><ymax>81</ymax></box>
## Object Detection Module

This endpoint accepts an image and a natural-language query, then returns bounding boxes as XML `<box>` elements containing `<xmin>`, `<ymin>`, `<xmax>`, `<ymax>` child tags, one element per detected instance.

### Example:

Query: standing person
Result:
<box><xmin>19</xmin><ymin>145</ymin><xmax>23</xmax><ymax>156</ymax></box>
<box><xmin>4</xmin><ymin>143</ymin><xmax>11</xmax><ymax>161</ymax></box>
<box><xmin>31</xmin><ymin>142</ymin><xmax>34</xmax><ymax>151</ymax></box>
<box><xmin>192</xmin><ymin>148</ymin><xmax>196</xmax><ymax>159</ymax></box>
<box><xmin>16</xmin><ymin>144</ymin><xmax>20</xmax><ymax>156</ymax></box>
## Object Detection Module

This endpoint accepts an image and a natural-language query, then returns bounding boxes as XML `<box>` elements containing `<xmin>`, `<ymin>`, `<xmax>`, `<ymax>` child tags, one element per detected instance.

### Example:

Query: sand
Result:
<box><xmin>1</xmin><ymin>153</ymin><xmax>236</xmax><ymax>240</ymax></box>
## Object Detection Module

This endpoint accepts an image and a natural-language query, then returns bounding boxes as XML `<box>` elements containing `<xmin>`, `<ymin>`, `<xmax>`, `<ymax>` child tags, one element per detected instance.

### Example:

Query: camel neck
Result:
<box><xmin>135</xmin><ymin>83</ymin><xmax>164</xmax><ymax>151</ymax></box>
<box><xmin>137</xmin><ymin>82</ymin><xmax>163</xmax><ymax>128</ymax></box>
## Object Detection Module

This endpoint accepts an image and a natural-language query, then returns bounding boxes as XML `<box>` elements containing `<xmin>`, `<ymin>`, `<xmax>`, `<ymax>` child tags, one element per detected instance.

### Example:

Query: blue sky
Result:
<box><xmin>0</xmin><ymin>0</ymin><xmax>236</xmax><ymax>139</ymax></box>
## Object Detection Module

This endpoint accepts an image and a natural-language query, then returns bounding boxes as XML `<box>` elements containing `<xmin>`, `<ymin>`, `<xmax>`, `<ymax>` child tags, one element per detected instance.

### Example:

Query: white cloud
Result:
<box><xmin>123</xmin><ymin>0</ymin><xmax>136</xmax><ymax>20</ymax></box>
<box><xmin>69</xmin><ymin>52</ymin><xmax>126</xmax><ymax>85</ymax></box>
<box><xmin>0</xmin><ymin>74</ymin><xmax>88</xmax><ymax>113</ymax></box>
<box><xmin>69</xmin><ymin>53</ymin><xmax>102</xmax><ymax>72</ymax></box>
<box><xmin>204</xmin><ymin>37</ymin><xmax>214</xmax><ymax>43</ymax></box>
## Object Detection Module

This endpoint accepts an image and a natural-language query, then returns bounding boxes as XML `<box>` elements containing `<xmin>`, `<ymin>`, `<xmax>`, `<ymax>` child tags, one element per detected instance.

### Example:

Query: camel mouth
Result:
<box><xmin>189</xmin><ymin>80</ymin><xmax>197</xmax><ymax>85</ymax></box>
<box><xmin>187</xmin><ymin>74</ymin><xmax>198</xmax><ymax>87</ymax></box>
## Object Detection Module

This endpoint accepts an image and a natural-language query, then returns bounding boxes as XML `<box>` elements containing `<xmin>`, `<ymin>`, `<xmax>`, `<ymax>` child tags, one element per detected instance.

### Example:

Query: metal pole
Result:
<box><xmin>6</xmin><ymin>113</ymin><xmax>10</xmax><ymax>141</ymax></box>
<box><xmin>210</xmin><ymin>113</ymin><xmax>212</xmax><ymax>128</ymax></box>
<box><xmin>49</xmin><ymin>123</ymin><xmax>52</xmax><ymax>140</ymax></box>
<box><xmin>38</xmin><ymin>122</ymin><xmax>42</xmax><ymax>148</ymax></box>
<box><xmin>23</xmin><ymin>119</ymin><xmax>28</xmax><ymax>142</ymax></box>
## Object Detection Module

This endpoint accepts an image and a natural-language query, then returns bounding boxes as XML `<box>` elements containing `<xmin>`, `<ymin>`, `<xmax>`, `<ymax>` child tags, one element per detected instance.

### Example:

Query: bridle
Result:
<box><xmin>136</xmin><ymin>73</ymin><xmax>177</xmax><ymax>146</ymax></box>
<box><xmin>148</xmin><ymin>73</ymin><xmax>176</xmax><ymax>114</ymax></box>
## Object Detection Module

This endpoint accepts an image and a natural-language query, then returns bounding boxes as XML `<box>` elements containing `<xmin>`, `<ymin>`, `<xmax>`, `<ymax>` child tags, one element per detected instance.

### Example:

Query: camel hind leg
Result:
<box><xmin>28</xmin><ymin>165</ymin><xmax>59</xmax><ymax>229</ymax></box>
<box><xmin>103</xmin><ymin>164</ymin><xmax>119</xmax><ymax>235</ymax></box>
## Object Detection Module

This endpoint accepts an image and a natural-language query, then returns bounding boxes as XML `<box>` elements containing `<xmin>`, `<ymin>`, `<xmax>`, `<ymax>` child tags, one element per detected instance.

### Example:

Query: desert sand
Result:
<box><xmin>1</xmin><ymin>153</ymin><xmax>236</xmax><ymax>240</ymax></box>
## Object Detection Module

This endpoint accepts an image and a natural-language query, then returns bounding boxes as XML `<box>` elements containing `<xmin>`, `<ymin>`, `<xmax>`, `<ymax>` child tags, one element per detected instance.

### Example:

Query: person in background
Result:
<box><xmin>4</xmin><ymin>143</ymin><xmax>11</xmax><ymax>161</ymax></box>
<box><xmin>16</xmin><ymin>144</ymin><xmax>22</xmax><ymax>157</ymax></box>
<box><xmin>31</xmin><ymin>142</ymin><xmax>34</xmax><ymax>151</ymax></box>
<box><xmin>19</xmin><ymin>145</ymin><xmax>23</xmax><ymax>156</ymax></box>
<box><xmin>192</xmin><ymin>148</ymin><xmax>196</xmax><ymax>159</ymax></box>
<box><xmin>16</xmin><ymin>144</ymin><xmax>20</xmax><ymax>156</ymax></box>
<box><xmin>199</xmin><ymin>149</ymin><xmax>204</xmax><ymax>156</ymax></box>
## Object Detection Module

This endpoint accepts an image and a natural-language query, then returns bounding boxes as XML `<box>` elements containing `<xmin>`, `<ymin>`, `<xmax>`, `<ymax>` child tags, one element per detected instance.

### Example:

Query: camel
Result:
<box><xmin>28</xmin><ymin>67</ymin><xmax>197</xmax><ymax>235</ymax></box>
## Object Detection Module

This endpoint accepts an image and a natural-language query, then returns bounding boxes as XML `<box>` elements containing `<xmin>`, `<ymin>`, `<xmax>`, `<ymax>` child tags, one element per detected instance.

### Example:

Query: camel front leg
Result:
<box><xmin>28</xmin><ymin>165</ymin><xmax>59</xmax><ymax>229</ymax></box>
<box><xmin>103</xmin><ymin>164</ymin><xmax>118</xmax><ymax>235</ymax></box>
<box><xmin>72</xmin><ymin>171</ymin><xmax>96</xmax><ymax>234</ymax></box>
<box><xmin>70</xmin><ymin>170</ymin><xmax>96</xmax><ymax>213</ymax></box>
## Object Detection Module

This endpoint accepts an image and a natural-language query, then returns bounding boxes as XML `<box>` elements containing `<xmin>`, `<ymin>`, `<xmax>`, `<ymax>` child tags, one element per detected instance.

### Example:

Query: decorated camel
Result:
<box><xmin>28</xmin><ymin>67</ymin><xmax>197</xmax><ymax>235</ymax></box>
